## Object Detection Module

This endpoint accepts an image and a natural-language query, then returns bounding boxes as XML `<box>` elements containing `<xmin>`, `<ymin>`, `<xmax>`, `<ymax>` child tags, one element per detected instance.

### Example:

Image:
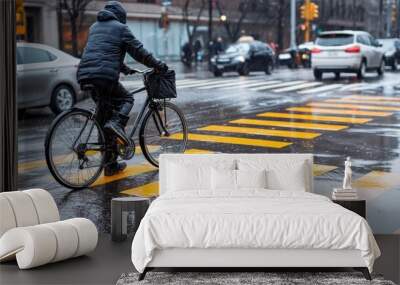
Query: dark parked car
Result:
<box><xmin>378</xmin><ymin>38</ymin><xmax>400</xmax><ymax>70</ymax></box>
<box><xmin>17</xmin><ymin>42</ymin><xmax>84</xmax><ymax>114</ymax></box>
<box><xmin>210</xmin><ymin>40</ymin><xmax>274</xmax><ymax>77</ymax></box>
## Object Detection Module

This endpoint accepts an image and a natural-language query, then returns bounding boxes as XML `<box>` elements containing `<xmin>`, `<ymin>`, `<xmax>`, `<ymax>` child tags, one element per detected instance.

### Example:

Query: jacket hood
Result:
<box><xmin>97</xmin><ymin>1</ymin><xmax>126</xmax><ymax>24</ymax></box>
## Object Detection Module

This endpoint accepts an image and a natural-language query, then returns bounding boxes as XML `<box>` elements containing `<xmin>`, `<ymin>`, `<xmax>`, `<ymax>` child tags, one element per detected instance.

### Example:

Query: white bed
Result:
<box><xmin>131</xmin><ymin>154</ymin><xmax>380</xmax><ymax>280</ymax></box>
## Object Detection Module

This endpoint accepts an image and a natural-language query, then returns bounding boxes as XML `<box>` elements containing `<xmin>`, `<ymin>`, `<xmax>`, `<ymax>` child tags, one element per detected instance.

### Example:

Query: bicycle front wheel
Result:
<box><xmin>45</xmin><ymin>108</ymin><xmax>106</xmax><ymax>189</ymax></box>
<box><xmin>139</xmin><ymin>101</ymin><xmax>188</xmax><ymax>167</ymax></box>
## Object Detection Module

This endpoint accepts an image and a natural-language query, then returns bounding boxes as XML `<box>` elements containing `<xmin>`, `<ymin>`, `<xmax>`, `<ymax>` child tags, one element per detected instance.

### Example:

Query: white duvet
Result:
<box><xmin>131</xmin><ymin>190</ymin><xmax>380</xmax><ymax>273</ymax></box>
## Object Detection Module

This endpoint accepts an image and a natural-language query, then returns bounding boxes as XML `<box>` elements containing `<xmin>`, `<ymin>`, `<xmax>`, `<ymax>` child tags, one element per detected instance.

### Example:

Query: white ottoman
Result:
<box><xmin>0</xmin><ymin>189</ymin><xmax>98</xmax><ymax>269</ymax></box>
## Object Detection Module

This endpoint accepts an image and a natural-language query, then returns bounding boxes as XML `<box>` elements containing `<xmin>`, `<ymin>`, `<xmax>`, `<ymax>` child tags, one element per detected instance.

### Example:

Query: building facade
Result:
<box><xmin>21</xmin><ymin>0</ymin><xmax>397</xmax><ymax>58</ymax></box>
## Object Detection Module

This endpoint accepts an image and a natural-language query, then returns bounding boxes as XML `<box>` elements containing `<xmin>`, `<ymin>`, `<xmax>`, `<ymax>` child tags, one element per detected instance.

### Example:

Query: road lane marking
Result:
<box><xmin>273</xmin><ymin>82</ymin><xmax>324</xmax><ymax>93</ymax></box>
<box><xmin>347</xmin><ymin>95</ymin><xmax>400</xmax><ymax>102</ymax></box>
<box><xmin>324</xmin><ymin>99</ymin><xmax>400</xmax><ymax>107</ymax></box>
<box><xmin>257</xmin><ymin>112</ymin><xmax>372</xmax><ymax>124</ymax></box>
<box><xmin>298</xmin><ymin>84</ymin><xmax>344</xmax><ymax>94</ymax></box>
<box><xmin>121</xmin><ymin>181</ymin><xmax>159</xmax><ymax>197</ymax></box>
<box><xmin>308</xmin><ymin>102</ymin><xmax>400</xmax><ymax>112</ymax></box>
<box><xmin>286</xmin><ymin>107</ymin><xmax>393</xmax><ymax>117</ymax></box>
<box><xmin>230</xmin><ymin>118</ymin><xmax>347</xmax><ymax>131</ymax></box>
<box><xmin>218</xmin><ymin>80</ymin><xmax>281</xmax><ymax>90</ymax></box>
<box><xmin>353</xmin><ymin>171</ymin><xmax>400</xmax><ymax>191</ymax></box>
<box><xmin>313</xmin><ymin>164</ymin><xmax>338</xmax><ymax>176</ymax></box>
<box><xmin>168</xmin><ymin>133</ymin><xmax>292</xmax><ymax>148</ymax></box>
<box><xmin>250</xmin><ymin>80</ymin><xmax>306</xmax><ymax>91</ymax></box>
<box><xmin>198</xmin><ymin>125</ymin><xmax>321</xmax><ymax>139</ymax></box>
<box><xmin>197</xmin><ymin>78</ymin><xmax>260</xmax><ymax>90</ymax></box>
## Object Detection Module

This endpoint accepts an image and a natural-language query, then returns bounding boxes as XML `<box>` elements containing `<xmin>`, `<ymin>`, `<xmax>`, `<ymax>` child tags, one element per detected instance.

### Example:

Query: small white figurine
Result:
<box><xmin>343</xmin><ymin>156</ymin><xmax>352</xmax><ymax>190</ymax></box>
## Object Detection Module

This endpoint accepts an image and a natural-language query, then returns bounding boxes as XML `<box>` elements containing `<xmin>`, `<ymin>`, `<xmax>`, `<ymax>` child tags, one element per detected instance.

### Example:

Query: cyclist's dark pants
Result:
<box><xmin>80</xmin><ymin>79</ymin><xmax>133</xmax><ymax>164</ymax></box>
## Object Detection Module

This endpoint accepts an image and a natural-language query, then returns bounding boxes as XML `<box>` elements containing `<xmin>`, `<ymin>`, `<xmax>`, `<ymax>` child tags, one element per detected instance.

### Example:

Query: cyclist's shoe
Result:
<box><xmin>104</xmin><ymin>114</ymin><xmax>130</xmax><ymax>146</ymax></box>
<box><xmin>104</xmin><ymin>161</ymin><xmax>127</xmax><ymax>176</ymax></box>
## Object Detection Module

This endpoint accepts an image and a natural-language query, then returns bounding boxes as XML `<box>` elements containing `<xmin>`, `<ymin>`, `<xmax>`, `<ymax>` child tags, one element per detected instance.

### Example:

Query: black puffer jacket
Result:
<box><xmin>77</xmin><ymin>1</ymin><xmax>165</xmax><ymax>82</ymax></box>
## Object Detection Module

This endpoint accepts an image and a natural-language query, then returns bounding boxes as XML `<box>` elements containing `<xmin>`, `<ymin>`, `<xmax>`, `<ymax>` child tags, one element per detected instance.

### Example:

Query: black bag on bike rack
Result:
<box><xmin>146</xmin><ymin>70</ymin><xmax>177</xmax><ymax>99</ymax></box>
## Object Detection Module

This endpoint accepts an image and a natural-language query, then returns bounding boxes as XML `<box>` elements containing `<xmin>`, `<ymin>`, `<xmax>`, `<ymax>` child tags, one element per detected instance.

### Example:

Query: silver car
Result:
<box><xmin>17</xmin><ymin>42</ymin><xmax>84</xmax><ymax>114</ymax></box>
<box><xmin>311</xmin><ymin>31</ymin><xmax>385</xmax><ymax>80</ymax></box>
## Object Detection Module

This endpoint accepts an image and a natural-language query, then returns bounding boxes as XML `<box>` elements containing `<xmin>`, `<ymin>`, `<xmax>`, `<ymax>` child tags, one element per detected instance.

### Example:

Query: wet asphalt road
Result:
<box><xmin>17</xmin><ymin>65</ymin><xmax>400</xmax><ymax>234</ymax></box>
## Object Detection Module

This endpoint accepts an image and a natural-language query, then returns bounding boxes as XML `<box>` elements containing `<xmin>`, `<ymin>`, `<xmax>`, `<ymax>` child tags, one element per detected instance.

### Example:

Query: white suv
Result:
<box><xmin>311</xmin><ymin>31</ymin><xmax>385</xmax><ymax>80</ymax></box>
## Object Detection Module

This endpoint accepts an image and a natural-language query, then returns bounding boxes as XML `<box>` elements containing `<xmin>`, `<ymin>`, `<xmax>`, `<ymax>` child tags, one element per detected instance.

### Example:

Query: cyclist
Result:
<box><xmin>77</xmin><ymin>1</ymin><xmax>168</xmax><ymax>176</ymax></box>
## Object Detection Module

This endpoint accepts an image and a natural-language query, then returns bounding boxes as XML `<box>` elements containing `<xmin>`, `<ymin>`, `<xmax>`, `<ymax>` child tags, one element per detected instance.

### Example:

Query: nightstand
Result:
<box><xmin>332</xmin><ymin>199</ymin><xmax>366</xmax><ymax>218</ymax></box>
<box><xmin>111</xmin><ymin>197</ymin><xmax>151</xmax><ymax>242</ymax></box>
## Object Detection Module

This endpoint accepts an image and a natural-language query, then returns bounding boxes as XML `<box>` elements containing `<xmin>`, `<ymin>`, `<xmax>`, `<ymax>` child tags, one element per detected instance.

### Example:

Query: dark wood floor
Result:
<box><xmin>0</xmin><ymin>234</ymin><xmax>398</xmax><ymax>285</ymax></box>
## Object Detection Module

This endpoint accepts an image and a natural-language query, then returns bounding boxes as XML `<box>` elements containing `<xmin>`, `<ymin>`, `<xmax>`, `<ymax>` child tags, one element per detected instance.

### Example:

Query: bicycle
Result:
<box><xmin>45</xmin><ymin>68</ymin><xmax>188</xmax><ymax>189</ymax></box>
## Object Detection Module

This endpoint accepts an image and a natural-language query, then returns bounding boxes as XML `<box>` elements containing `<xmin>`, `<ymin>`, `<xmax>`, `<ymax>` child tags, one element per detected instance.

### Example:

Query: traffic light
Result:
<box><xmin>309</xmin><ymin>3</ymin><xmax>319</xmax><ymax>19</ymax></box>
<box><xmin>300</xmin><ymin>4</ymin><xmax>309</xmax><ymax>20</ymax></box>
<box><xmin>300</xmin><ymin>1</ymin><xmax>319</xmax><ymax>21</ymax></box>
<box><xmin>392</xmin><ymin>2</ymin><xmax>397</xmax><ymax>24</ymax></box>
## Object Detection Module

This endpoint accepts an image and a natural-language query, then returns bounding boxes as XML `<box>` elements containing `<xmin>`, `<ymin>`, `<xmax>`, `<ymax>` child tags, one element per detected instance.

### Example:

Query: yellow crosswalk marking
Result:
<box><xmin>257</xmin><ymin>112</ymin><xmax>372</xmax><ymax>124</ymax></box>
<box><xmin>348</xmin><ymin>95</ymin><xmax>400</xmax><ymax>102</ymax></box>
<box><xmin>91</xmin><ymin>164</ymin><xmax>157</xmax><ymax>187</ymax></box>
<box><xmin>313</xmin><ymin>164</ymin><xmax>337</xmax><ymax>176</ymax></box>
<box><xmin>230</xmin><ymin>118</ymin><xmax>347</xmax><ymax>131</ymax></box>
<box><xmin>353</xmin><ymin>171</ymin><xmax>400</xmax><ymax>190</ymax></box>
<box><xmin>308</xmin><ymin>102</ymin><xmax>400</xmax><ymax>112</ymax></box>
<box><xmin>18</xmin><ymin>145</ymin><xmax>160</xmax><ymax>173</ymax></box>
<box><xmin>198</xmin><ymin>125</ymin><xmax>320</xmax><ymax>139</ymax></box>
<box><xmin>121</xmin><ymin>182</ymin><xmax>159</xmax><ymax>197</ymax></box>
<box><xmin>168</xmin><ymin>133</ymin><xmax>291</xmax><ymax>148</ymax></box>
<box><xmin>325</xmin><ymin>99</ymin><xmax>400</xmax><ymax>106</ymax></box>
<box><xmin>184</xmin><ymin>149</ymin><xmax>215</xmax><ymax>154</ymax></box>
<box><xmin>287</xmin><ymin>107</ymin><xmax>392</xmax><ymax>117</ymax></box>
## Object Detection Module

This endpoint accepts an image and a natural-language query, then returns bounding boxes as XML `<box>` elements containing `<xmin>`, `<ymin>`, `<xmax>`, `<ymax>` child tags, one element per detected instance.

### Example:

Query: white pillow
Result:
<box><xmin>238</xmin><ymin>159</ymin><xmax>309</xmax><ymax>192</ymax></box>
<box><xmin>167</xmin><ymin>163</ymin><xmax>211</xmax><ymax>191</ymax></box>
<box><xmin>211</xmin><ymin>168</ymin><xmax>237</xmax><ymax>190</ymax></box>
<box><xmin>236</xmin><ymin>169</ymin><xmax>267</xmax><ymax>189</ymax></box>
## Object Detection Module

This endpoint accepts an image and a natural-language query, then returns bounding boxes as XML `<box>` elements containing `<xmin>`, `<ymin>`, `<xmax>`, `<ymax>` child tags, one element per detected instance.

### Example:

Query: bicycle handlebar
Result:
<box><xmin>129</xmin><ymin>68</ymin><xmax>154</xmax><ymax>75</ymax></box>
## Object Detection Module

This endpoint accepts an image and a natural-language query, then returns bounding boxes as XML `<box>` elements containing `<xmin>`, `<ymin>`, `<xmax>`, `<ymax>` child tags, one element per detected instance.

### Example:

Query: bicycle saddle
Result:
<box><xmin>81</xmin><ymin>84</ymin><xmax>95</xmax><ymax>91</ymax></box>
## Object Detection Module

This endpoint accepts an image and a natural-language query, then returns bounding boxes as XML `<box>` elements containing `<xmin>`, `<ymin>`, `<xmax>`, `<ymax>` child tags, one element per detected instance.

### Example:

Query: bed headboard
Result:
<box><xmin>159</xmin><ymin>153</ymin><xmax>313</xmax><ymax>195</ymax></box>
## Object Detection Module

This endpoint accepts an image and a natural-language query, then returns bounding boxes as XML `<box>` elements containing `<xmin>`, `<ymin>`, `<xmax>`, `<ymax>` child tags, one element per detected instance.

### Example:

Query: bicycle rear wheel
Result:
<box><xmin>45</xmin><ymin>108</ymin><xmax>106</xmax><ymax>189</ymax></box>
<box><xmin>139</xmin><ymin>101</ymin><xmax>188</xmax><ymax>167</ymax></box>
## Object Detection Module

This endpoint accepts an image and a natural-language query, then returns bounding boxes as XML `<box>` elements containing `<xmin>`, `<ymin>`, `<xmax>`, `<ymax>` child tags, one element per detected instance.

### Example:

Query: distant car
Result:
<box><xmin>210</xmin><ymin>40</ymin><xmax>274</xmax><ymax>77</ymax></box>
<box><xmin>278</xmin><ymin>42</ymin><xmax>313</xmax><ymax>69</ymax></box>
<box><xmin>17</xmin><ymin>42</ymin><xmax>84</xmax><ymax>114</ymax></box>
<box><xmin>378</xmin><ymin>38</ymin><xmax>400</xmax><ymax>70</ymax></box>
<box><xmin>278</xmin><ymin>48</ymin><xmax>297</xmax><ymax>68</ymax></box>
<box><xmin>311</xmin><ymin>31</ymin><xmax>385</xmax><ymax>80</ymax></box>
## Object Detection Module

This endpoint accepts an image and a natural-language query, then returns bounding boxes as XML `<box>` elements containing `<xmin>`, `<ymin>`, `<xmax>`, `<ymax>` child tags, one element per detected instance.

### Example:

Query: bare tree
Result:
<box><xmin>182</xmin><ymin>0</ymin><xmax>206</xmax><ymax>48</ymax></box>
<box><xmin>62</xmin><ymin>0</ymin><xmax>93</xmax><ymax>57</ymax></box>
<box><xmin>215</xmin><ymin>0</ymin><xmax>253</xmax><ymax>42</ymax></box>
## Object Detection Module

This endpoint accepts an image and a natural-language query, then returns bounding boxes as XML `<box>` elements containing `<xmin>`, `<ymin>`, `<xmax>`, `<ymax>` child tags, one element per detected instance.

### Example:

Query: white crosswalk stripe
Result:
<box><xmin>178</xmin><ymin>78</ymin><xmax>241</xmax><ymax>89</ymax></box>
<box><xmin>298</xmin><ymin>83</ymin><xmax>344</xmax><ymax>94</ymax></box>
<box><xmin>197</xmin><ymin>78</ymin><xmax>264</xmax><ymax>90</ymax></box>
<box><xmin>218</xmin><ymin>80</ymin><xmax>281</xmax><ymax>90</ymax></box>
<box><xmin>273</xmin><ymin>82</ymin><xmax>324</xmax><ymax>93</ymax></box>
<box><xmin>123</xmin><ymin>77</ymin><xmax>371</xmax><ymax>96</ymax></box>
<box><xmin>250</xmin><ymin>80</ymin><xmax>306</xmax><ymax>91</ymax></box>
<box><xmin>339</xmin><ymin>83</ymin><xmax>366</xmax><ymax>91</ymax></box>
<box><xmin>177</xmin><ymin>78</ymin><xmax>224</xmax><ymax>86</ymax></box>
